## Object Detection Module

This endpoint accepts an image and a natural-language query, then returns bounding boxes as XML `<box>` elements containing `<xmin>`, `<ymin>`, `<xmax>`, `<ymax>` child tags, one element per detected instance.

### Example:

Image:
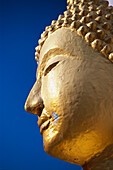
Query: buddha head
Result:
<box><xmin>25</xmin><ymin>0</ymin><xmax>113</xmax><ymax>167</ymax></box>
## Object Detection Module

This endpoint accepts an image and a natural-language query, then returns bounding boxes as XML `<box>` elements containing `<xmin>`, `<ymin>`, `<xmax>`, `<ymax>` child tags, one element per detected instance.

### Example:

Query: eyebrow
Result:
<box><xmin>40</xmin><ymin>47</ymin><xmax>72</xmax><ymax>66</ymax></box>
<box><xmin>36</xmin><ymin>48</ymin><xmax>73</xmax><ymax>77</ymax></box>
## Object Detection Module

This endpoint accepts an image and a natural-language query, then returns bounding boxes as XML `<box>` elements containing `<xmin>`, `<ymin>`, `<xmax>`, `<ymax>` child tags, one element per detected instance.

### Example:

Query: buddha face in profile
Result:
<box><xmin>25</xmin><ymin>0</ymin><xmax>113</xmax><ymax>167</ymax></box>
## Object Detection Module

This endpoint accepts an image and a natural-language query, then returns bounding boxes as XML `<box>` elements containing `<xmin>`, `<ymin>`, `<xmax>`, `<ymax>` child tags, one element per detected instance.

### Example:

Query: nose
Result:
<box><xmin>24</xmin><ymin>78</ymin><xmax>44</xmax><ymax>116</ymax></box>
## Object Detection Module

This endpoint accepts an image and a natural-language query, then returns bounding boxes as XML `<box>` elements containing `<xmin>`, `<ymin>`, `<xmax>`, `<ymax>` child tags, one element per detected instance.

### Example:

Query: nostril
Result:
<box><xmin>25</xmin><ymin>103</ymin><xmax>44</xmax><ymax>116</ymax></box>
<box><xmin>35</xmin><ymin>97</ymin><xmax>44</xmax><ymax>116</ymax></box>
<box><xmin>25</xmin><ymin>97</ymin><xmax>44</xmax><ymax>116</ymax></box>
<box><xmin>37</xmin><ymin>108</ymin><xmax>43</xmax><ymax>117</ymax></box>
<box><xmin>36</xmin><ymin>101</ymin><xmax>44</xmax><ymax>117</ymax></box>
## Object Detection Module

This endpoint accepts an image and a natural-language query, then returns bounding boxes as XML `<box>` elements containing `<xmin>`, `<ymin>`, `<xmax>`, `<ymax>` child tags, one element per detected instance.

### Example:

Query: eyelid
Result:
<box><xmin>44</xmin><ymin>61</ymin><xmax>59</xmax><ymax>76</ymax></box>
<box><xmin>44</xmin><ymin>55</ymin><xmax>67</xmax><ymax>71</ymax></box>
<box><xmin>43</xmin><ymin>55</ymin><xmax>67</xmax><ymax>76</ymax></box>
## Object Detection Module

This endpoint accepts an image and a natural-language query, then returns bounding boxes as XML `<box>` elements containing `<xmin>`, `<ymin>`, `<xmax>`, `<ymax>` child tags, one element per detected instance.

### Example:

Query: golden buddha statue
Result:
<box><xmin>25</xmin><ymin>0</ymin><xmax>113</xmax><ymax>169</ymax></box>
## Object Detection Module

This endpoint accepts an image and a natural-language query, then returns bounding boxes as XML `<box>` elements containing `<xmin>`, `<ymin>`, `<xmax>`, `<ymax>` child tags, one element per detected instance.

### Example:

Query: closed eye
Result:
<box><xmin>44</xmin><ymin>61</ymin><xmax>59</xmax><ymax>76</ymax></box>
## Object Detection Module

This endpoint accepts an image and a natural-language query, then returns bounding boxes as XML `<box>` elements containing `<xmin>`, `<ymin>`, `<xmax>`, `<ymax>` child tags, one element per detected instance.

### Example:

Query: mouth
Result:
<box><xmin>37</xmin><ymin>108</ymin><xmax>52</xmax><ymax>135</ymax></box>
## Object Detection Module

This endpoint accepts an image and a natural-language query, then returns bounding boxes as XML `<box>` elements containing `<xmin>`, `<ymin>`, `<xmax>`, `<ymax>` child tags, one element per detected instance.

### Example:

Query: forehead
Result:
<box><xmin>39</xmin><ymin>28</ymin><xmax>82</xmax><ymax>63</ymax></box>
<box><xmin>39</xmin><ymin>27</ymin><xmax>108</xmax><ymax>66</ymax></box>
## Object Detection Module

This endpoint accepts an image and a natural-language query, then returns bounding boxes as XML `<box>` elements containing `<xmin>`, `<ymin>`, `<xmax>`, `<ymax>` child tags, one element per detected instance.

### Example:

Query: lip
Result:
<box><xmin>37</xmin><ymin>108</ymin><xmax>52</xmax><ymax>135</ymax></box>
<box><xmin>39</xmin><ymin>119</ymin><xmax>51</xmax><ymax>135</ymax></box>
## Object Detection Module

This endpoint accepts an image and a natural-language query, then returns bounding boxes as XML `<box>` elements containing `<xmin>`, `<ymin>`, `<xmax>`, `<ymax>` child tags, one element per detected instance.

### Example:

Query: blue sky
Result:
<box><xmin>0</xmin><ymin>0</ymin><xmax>112</xmax><ymax>170</ymax></box>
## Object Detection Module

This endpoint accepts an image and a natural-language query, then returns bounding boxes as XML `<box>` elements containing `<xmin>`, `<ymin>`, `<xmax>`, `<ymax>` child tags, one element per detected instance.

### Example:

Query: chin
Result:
<box><xmin>42</xmin><ymin>126</ymin><xmax>63</xmax><ymax>154</ymax></box>
<box><xmin>43</xmin><ymin>133</ymin><xmax>84</xmax><ymax>165</ymax></box>
<box><xmin>42</xmin><ymin>127</ymin><xmax>82</xmax><ymax>165</ymax></box>
<box><xmin>42</xmin><ymin>120</ymin><xmax>112</xmax><ymax>167</ymax></box>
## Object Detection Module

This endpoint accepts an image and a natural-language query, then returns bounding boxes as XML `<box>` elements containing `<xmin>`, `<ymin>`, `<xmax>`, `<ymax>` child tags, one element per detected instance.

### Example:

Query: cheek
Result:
<box><xmin>46</xmin><ymin>74</ymin><xmax>60</xmax><ymax>99</ymax></box>
<box><xmin>41</xmin><ymin>59</ymin><xmax>77</xmax><ymax>104</ymax></box>
<box><xmin>41</xmin><ymin>70</ymin><xmax>64</xmax><ymax>113</ymax></box>
<box><xmin>41</xmin><ymin>64</ymin><xmax>78</xmax><ymax>121</ymax></box>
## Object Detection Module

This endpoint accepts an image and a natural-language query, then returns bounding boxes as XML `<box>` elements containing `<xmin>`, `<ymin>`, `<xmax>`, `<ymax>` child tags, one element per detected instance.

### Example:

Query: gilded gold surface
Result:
<box><xmin>25</xmin><ymin>0</ymin><xmax>113</xmax><ymax>169</ymax></box>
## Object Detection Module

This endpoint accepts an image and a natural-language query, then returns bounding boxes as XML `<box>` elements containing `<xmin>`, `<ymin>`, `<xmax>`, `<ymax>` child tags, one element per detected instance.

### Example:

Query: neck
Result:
<box><xmin>82</xmin><ymin>144</ymin><xmax>113</xmax><ymax>170</ymax></box>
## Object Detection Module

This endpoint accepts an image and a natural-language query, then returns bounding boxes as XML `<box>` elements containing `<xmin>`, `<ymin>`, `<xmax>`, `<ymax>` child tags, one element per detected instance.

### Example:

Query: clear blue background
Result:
<box><xmin>0</xmin><ymin>0</ymin><xmax>112</xmax><ymax>170</ymax></box>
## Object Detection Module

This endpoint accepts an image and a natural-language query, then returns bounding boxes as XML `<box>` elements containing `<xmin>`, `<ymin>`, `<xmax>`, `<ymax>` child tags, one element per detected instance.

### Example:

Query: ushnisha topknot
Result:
<box><xmin>35</xmin><ymin>0</ymin><xmax>113</xmax><ymax>63</ymax></box>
